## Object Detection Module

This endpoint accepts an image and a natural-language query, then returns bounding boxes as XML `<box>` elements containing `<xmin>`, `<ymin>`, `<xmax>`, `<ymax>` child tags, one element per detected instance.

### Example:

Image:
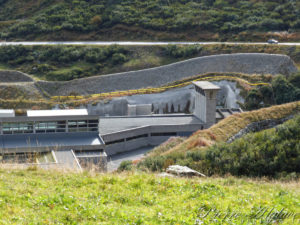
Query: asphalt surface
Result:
<box><xmin>0</xmin><ymin>41</ymin><xmax>300</xmax><ymax>46</ymax></box>
<box><xmin>107</xmin><ymin>146</ymin><xmax>154</xmax><ymax>172</ymax></box>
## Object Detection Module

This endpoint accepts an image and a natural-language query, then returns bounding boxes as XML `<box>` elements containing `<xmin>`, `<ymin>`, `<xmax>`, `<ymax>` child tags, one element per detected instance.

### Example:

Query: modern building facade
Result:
<box><xmin>100</xmin><ymin>82</ymin><xmax>240</xmax><ymax>156</ymax></box>
<box><xmin>0</xmin><ymin>81</ymin><xmax>241</xmax><ymax>171</ymax></box>
<box><xmin>0</xmin><ymin>109</ymin><xmax>106</xmax><ymax>171</ymax></box>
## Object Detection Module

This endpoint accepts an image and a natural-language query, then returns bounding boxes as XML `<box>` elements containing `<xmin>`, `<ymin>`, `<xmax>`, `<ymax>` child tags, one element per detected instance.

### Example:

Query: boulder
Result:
<box><xmin>166</xmin><ymin>165</ymin><xmax>205</xmax><ymax>177</ymax></box>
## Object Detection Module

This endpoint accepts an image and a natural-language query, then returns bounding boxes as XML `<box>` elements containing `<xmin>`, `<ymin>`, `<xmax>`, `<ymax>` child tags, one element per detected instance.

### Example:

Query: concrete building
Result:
<box><xmin>100</xmin><ymin>81</ymin><xmax>240</xmax><ymax>156</ymax></box>
<box><xmin>0</xmin><ymin>81</ymin><xmax>241</xmax><ymax>171</ymax></box>
<box><xmin>0</xmin><ymin>109</ymin><xmax>106</xmax><ymax>171</ymax></box>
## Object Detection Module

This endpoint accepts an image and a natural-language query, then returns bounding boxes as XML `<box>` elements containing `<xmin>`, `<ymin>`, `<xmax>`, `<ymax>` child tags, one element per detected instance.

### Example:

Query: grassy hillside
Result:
<box><xmin>138</xmin><ymin>102</ymin><xmax>300</xmax><ymax>177</ymax></box>
<box><xmin>0</xmin><ymin>44</ymin><xmax>300</xmax><ymax>81</ymax></box>
<box><xmin>0</xmin><ymin>0</ymin><xmax>299</xmax><ymax>41</ymax></box>
<box><xmin>0</xmin><ymin>169</ymin><xmax>299</xmax><ymax>224</ymax></box>
<box><xmin>147</xmin><ymin>102</ymin><xmax>300</xmax><ymax>157</ymax></box>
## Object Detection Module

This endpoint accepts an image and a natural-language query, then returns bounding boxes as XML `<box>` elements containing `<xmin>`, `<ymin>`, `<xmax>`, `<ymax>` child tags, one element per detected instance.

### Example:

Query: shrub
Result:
<box><xmin>140</xmin><ymin>114</ymin><xmax>300</xmax><ymax>178</ymax></box>
<box><xmin>111</xmin><ymin>53</ymin><xmax>127</xmax><ymax>65</ymax></box>
<box><xmin>118</xmin><ymin>160</ymin><xmax>133</xmax><ymax>172</ymax></box>
<box><xmin>163</xmin><ymin>45</ymin><xmax>202</xmax><ymax>58</ymax></box>
<box><xmin>201</xmin><ymin>115</ymin><xmax>300</xmax><ymax>177</ymax></box>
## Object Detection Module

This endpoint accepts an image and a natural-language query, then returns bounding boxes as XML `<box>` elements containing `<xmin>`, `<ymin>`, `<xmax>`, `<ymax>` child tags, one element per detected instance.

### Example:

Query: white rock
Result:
<box><xmin>166</xmin><ymin>165</ymin><xmax>205</xmax><ymax>177</ymax></box>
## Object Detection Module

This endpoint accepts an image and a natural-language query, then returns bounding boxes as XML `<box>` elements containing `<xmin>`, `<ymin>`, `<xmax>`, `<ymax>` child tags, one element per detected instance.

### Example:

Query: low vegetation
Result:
<box><xmin>243</xmin><ymin>73</ymin><xmax>300</xmax><ymax>110</ymax></box>
<box><xmin>194</xmin><ymin>114</ymin><xmax>300</xmax><ymax>177</ymax></box>
<box><xmin>0</xmin><ymin>169</ymin><xmax>299</xmax><ymax>224</ymax></box>
<box><xmin>0</xmin><ymin>44</ymin><xmax>300</xmax><ymax>81</ymax></box>
<box><xmin>0</xmin><ymin>0</ymin><xmax>299</xmax><ymax>42</ymax></box>
<box><xmin>139</xmin><ymin>102</ymin><xmax>300</xmax><ymax>177</ymax></box>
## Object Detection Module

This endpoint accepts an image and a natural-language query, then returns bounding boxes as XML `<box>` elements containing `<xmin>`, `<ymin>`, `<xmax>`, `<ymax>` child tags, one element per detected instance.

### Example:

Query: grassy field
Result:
<box><xmin>0</xmin><ymin>169</ymin><xmax>299</xmax><ymax>224</ymax></box>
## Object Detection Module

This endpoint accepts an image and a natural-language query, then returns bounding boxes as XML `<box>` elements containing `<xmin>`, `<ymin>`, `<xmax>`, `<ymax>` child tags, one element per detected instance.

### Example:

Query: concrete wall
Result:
<box><xmin>37</xmin><ymin>53</ymin><xmax>298</xmax><ymax>96</ymax></box>
<box><xmin>102</xmin><ymin>124</ymin><xmax>202</xmax><ymax>156</ymax></box>
<box><xmin>205</xmin><ymin>90</ymin><xmax>218</xmax><ymax>126</ymax></box>
<box><xmin>127</xmin><ymin>104</ymin><xmax>152</xmax><ymax>116</ymax></box>
<box><xmin>194</xmin><ymin>89</ymin><xmax>206</xmax><ymax>122</ymax></box>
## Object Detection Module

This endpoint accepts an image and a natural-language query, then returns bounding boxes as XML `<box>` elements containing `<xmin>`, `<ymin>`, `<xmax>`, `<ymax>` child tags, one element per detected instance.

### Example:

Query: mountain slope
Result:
<box><xmin>0</xmin><ymin>0</ymin><xmax>299</xmax><ymax>41</ymax></box>
<box><xmin>139</xmin><ymin>102</ymin><xmax>300</xmax><ymax>177</ymax></box>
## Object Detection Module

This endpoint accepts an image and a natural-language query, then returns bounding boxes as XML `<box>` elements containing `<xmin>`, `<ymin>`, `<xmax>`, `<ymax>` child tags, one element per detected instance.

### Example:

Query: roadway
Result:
<box><xmin>0</xmin><ymin>41</ymin><xmax>300</xmax><ymax>46</ymax></box>
<box><xmin>107</xmin><ymin>146</ymin><xmax>153</xmax><ymax>172</ymax></box>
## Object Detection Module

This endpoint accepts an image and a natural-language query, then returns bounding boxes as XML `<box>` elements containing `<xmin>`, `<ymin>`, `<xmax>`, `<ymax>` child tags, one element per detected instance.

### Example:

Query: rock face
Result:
<box><xmin>166</xmin><ymin>165</ymin><xmax>206</xmax><ymax>177</ymax></box>
<box><xmin>227</xmin><ymin>115</ymin><xmax>294</xmax><ymax>143</ymax></box>
<box><xmin>0</xmin><ymin>70</ymin><xmax>33</xmax><ymax>82</ymax></box>
<box><xmin>38</xmin><ymin>53</ymin><xmax>298</xmax><ymax>96</ymax></box>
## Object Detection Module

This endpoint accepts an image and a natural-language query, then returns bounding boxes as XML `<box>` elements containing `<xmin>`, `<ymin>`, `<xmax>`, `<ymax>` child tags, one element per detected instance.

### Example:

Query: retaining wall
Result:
<box><xmin>0</xmin><ymin>70</ymin><xmax>33</xmax><ymax>82</ymax></box>
<box><xmin>37</xmin><ymin>53</ymin><xmax>298</xmax><ymax>96</ymax></box>
<box><xmin>227</xmin><ymin>115</ymin><xmax>294</xmax><ymax>143</ymax></box>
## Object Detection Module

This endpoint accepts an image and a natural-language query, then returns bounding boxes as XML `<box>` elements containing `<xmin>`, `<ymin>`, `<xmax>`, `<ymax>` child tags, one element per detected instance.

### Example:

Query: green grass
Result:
<box><xmin>0</xmin><ymin>169</ymin><xmax>299</xmax><ymax>224</ymax></box>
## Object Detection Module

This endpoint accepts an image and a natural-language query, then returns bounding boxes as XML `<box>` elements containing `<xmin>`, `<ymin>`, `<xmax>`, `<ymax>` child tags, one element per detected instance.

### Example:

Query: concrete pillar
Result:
<box><xmin>193</xmin><ymin>81</ymin><xmax>220</xmax><ymax>127</ymax></box>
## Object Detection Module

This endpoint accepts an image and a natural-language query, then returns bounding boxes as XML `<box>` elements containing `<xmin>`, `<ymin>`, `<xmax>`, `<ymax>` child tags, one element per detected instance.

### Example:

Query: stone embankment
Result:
<box><xmin>37</xmin><ymin>53</ymin><xmax>298</xmax><ymax>96</ymax></box>
<box><xmin>227</xmin><ymin>115</ymin><xmax>294</xmax><ymax>143</ymax></box>
<box><xmin>0</xmin><ymin>53</ymin><xmax>297</xmax><ymax>96</ymax></box>
<box><xmin>0</xmin><ymin>70</ymin><xmax>33</xmax><ymax>82</ymax></box>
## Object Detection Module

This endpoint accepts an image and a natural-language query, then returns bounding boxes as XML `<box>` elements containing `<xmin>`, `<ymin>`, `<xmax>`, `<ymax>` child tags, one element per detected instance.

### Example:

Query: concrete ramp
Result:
<box><xmin>53</xmin><ymin>150</ymin><xmax>82</xmax><ymax>171</ymax></box>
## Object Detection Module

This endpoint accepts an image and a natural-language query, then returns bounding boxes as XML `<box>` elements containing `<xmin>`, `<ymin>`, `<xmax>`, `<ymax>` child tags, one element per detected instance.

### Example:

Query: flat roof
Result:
<box><xmin>99</xmin><ymin>115</ymin><xmax>203</xmax><ymax>134</ymax></box>
<box><xmin>27</xmin><ymin>109</ymin><xmax>88</xmax><ymax>117</ymax></box>
<box><xmin>0</xmin><ymin>109</ymin><xmax>15</xmax><ymax>118</ymax></box>
<box><xmin>192</xmin><ymin>81</ymin><xmax>220</xmax><ymax>90</ymax></box>
<box><xmin>0</xmin><ymin>132</ymin><xmax>104</xmax><ymax>150</ymax></box>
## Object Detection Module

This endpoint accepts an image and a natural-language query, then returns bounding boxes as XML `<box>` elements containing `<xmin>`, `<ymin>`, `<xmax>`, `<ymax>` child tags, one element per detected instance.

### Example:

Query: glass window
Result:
<box><xmin>68</xmin><ymin>121</ymin><xmax>77</xmax><ymax>128</ymax></box>
<box><xmin>2</xmin><ymin>122</ymin><xmax>34</xmax><ymax>134</ymax></box>
<box><xmin>78</xmin><ymin>120</ymin><xmax>87</xmax><ymax>128</ymax></box>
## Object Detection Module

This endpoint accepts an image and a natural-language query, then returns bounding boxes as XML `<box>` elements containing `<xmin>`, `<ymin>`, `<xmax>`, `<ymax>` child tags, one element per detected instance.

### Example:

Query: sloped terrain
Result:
<box><xmin>0</xmin><ymin>169</ymin><xmax>299</xmax><ymax>224</ymax></box>
<box><xmin>0</xmin><ymin>0</ymin><xmax>299</xmax><ymax>41</ymax></box>
<box><xmin>148</xmin><ymin>101</ymin><xmax>300</xmax><ymax>157</ymax></box>
<box><xmin>139</xmin><ymin>102</ymin><xmax>300</xmax><ymax>178</ymax></box>
<box><xmin>37</xmin><ymin>53</ymin><xmax>298</xmax><ymax>96</ymax></box>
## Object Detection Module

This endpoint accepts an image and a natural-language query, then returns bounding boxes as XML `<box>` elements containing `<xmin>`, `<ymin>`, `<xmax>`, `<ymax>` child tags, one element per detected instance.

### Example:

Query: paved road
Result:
<box><xmin>0</xmin><ymin>41</ymin><xmax>300</xmax><ymax>46</ymax></box>
<box><xmin>107</xmin><ymin>146</ymin><xmax>154</xmax><ymax>172</ymax></box>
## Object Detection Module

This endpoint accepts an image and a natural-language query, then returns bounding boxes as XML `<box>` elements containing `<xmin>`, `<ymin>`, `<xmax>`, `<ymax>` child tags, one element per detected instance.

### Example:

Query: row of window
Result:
<box><xmin>0</xmin><ymin>120</ymin><xmax>99</xmax><ymax>134</ymax></box>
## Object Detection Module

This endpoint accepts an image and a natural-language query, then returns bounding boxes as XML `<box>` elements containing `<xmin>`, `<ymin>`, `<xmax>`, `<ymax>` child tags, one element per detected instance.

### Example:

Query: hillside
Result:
<box><xmin>1</xmin><ymin>44</ymin><xmax>299</xmax><ymax>82</ymax></box>
<box><xmin>0</xmin><ymin>0</ymin><xmax>299</xmax><ymax>41</ymax></box>
<box><xmin>147</xmin><ymin>102</ymin><xmax>300</xmax><ymax>156</ymax></box>
<box><xmin>0</xmin><ymin>169</ymin><xmax>299</xmax><ymax>224</ymax></box>
<box><xmin>139</xmin><ymin>102</ymin><xmax>300</xmax><ymax>177</ymax></box>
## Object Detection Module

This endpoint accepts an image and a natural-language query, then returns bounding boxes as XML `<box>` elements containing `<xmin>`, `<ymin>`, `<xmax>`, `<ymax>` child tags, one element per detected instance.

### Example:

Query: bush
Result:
<box><xmin>163</xmin><ymin>45</ymin><xmax>202</xmax><ymax>58</ymax></box>
<box><xmin>118</xmin><ymin>160</ymin><xmax>133</xmax><ymax>172</ymax></box>
<box><xmin>288</xmin><ymin>72</ymin><xmax>300</xmax><ymax>88</ymax></box>
<box><xmin>1</xmin><ymin>0</ymin><xmax>299</xmax><ymax>40</ymax></box>
<box><xmin>201</xmin><ymin>115</ymin><xmax>300</xmax><ymax>177</ymax></box>
<box><xmin>0</xmin><ymin>45</ymin><xmax>131</xmax><ymax>81</ymax></box>
<box><xmin>140</xmin><ymin>115</ymin><xmax>300</xmax><ymax>178</ymax></box>
<box><xmin>243</xmin><ymin>74</ymin><xmax>300</xmax><ymax>110</ymax></box>
<box><xmin>111</xmin><ymin>53</ymin><xmax>127</xmax><ymax>65</ymax></box>
<box><xmin>272</xmin><ymin>75</ymin><xmax>298</xmax><ymax>104</ymax></box>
